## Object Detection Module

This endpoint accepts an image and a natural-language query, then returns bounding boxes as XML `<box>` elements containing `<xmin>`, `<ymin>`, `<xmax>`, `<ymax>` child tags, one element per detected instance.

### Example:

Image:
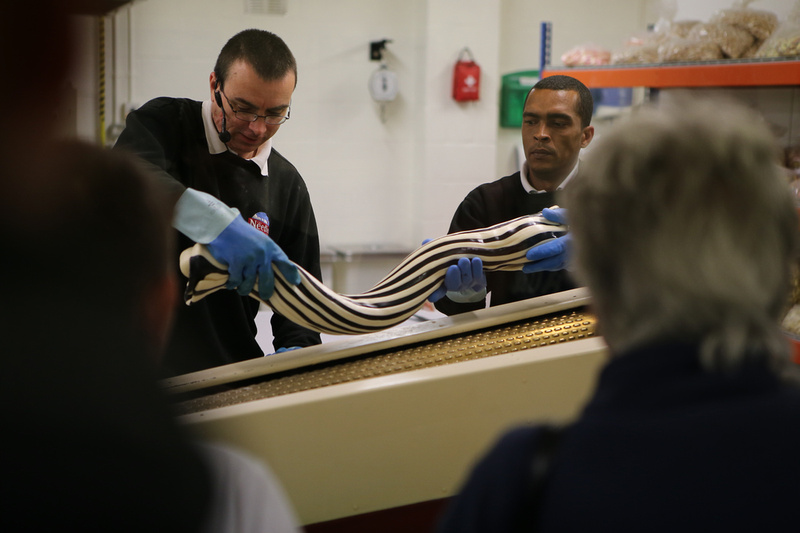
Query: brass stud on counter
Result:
<box><xmin>174</xmin><ymin>309</ymin><xmax>598</xmax><ymax>415</ymax></box>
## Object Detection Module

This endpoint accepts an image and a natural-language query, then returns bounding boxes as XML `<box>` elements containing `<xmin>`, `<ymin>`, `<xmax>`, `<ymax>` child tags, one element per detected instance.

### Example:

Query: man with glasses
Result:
<box><xmin>115</xmin><ymin>29</ymin><xmax>322</xmax><ymax>377</ymax></box>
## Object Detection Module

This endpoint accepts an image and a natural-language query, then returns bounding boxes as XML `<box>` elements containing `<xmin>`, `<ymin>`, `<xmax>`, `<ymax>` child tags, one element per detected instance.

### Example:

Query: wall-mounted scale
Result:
<box><xmin>369</xmin><ymin>39</ymin><xmax>398</xmax><ymax>122</ymax></box>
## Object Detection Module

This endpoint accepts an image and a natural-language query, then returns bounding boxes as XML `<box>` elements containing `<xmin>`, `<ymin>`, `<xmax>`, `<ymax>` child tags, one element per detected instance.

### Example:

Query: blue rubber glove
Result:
<box><xmin>272</xmin><ymin>346</ymin><xmax>300</xmax><ymax>355</ymax></box>
<box><xmin>428</xmin><ymin>257</ymin><xmax>487</xmax><ymax>303</ymax></box>
<box><xmin>523</xmin><ymin>207</ymin><xmax>570</xmax><ymax>273</ymax></box>
<box><xmin>206</xmin><ymin>216</ymin><xmax>301</xmax><ymax>300</ymax></box>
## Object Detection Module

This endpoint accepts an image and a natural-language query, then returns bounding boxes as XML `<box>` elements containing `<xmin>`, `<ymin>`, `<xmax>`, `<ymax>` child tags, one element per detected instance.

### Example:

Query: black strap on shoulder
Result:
<box><xmin>514</xmin><ymin>424</ymin><xmax>566</xmax><ymax>532</ymax></box>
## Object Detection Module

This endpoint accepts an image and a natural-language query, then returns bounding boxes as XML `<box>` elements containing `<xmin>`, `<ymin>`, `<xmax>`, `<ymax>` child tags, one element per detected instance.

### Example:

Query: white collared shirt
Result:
<box><xmin>201</xmin><ymin>100</ymin><xmax>272</xmax><ymax>177</ymax></box>
<box><xmin>520</xmin><ymin>160</ymin><xmax>579</xmax><ymax>194</ymax></box>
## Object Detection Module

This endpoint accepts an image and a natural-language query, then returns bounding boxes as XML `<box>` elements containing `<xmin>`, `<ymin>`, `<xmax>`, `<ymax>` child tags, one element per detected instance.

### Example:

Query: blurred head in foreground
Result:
<box><xmin>0</xmin><ymin>141</ymin><xmax>210</xmax><ymax>531</ymax></box>
<box><xmin>0</xmin><ymin>4</ymin><xmax>212</xmax><ymax>530</ymax></box>
<box><xmin>566</xmin><ymin>98</ymin><xmax>798</xmax><ymax>370</ymax></box>
<box><xmin>1</xmin><ymin>140</ymin><xmax>180</xmax><ymax>360</ymax></box>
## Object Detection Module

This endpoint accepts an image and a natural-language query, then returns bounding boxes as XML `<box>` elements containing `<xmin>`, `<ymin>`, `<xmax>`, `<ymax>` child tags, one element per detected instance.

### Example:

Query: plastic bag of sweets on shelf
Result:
<box><xmin>669</xmin><ymin>19</ymin><xmax>702</xmax><ymax>38</ymax></box>
<box><xmin>611</xmin><ymin>43</ymin><xmax>660</xmax><ymax>64</ymax></box>
<box><xmin>610</xmin><ymin>16</ymin><xmax>699</xmax><ymax>65</ymax></box>
<box><xmin>740</xmin><ymin>39</ymin><xmax>764</xmax><ymax>58</ymax></box>
<box><xmin>782</xmin><ymin>298</ymin><xmax>800</xmax><ymax>338</ymax></box>
<box><xmin>710</xmin><ymin>0</ymin><xmax>778</xmax><ymax>41</ymax></box>
<box><xmin>610</xmin><ymin>30</ymin><xmax>666</xmax><ymax>64</ymax></box>
<box><xmin>688</xmin><ymin>21</ymin><xmax>754</xmax><ymax>58</ymax></box>
<box><xmin>755</xmin><ymin>19</ymin><xmax>800</xmax><ymax>58</ymax></box>
<box><xmin>561</xmin><ymin>44</ymin><xmax>612</xmax><ymax>66</ymax></box>
<box><xmin>657</xmin><ymin>36</ymin><xmax>724</xmax><ymax>62</ymax></box>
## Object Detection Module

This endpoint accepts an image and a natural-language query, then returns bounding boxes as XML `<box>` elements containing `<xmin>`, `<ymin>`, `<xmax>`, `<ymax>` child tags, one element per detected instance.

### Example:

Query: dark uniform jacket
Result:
<box><xmin>115</xmin><ymin>97</ymin><xmax>321</xmax><ymax>377</ymax></box>
<box><xmin>434</xmin><ymin>172</ymin><xmax>575</xmax><ymax>316</ymax></box>
<box><xmin>438</xmin><ymin>342</ymin><xmax>800</xmax><ymax>532</ymax></box>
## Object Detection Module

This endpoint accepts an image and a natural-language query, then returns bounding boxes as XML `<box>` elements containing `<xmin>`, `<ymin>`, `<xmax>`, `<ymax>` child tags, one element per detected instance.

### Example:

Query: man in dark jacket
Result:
<box><xmin>433</xmin><ymin>75</ymin><xmax>594</xmax><ymax>315</ymax></box>
<box><xmin>115</xmin><ymin>29</ymin><xmax>322</xmax><ymax>377</ymax></box>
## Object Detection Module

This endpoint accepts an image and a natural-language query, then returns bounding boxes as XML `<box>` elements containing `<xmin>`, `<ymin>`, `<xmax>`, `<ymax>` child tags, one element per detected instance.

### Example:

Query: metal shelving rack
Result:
<box><xmin>537</xmin><ymin>21</ymin><xmax>799</xmax><ymax>88</ymax></box>
<box><xmin>542</xmin><ymin>57</ymin><xmax>800</xmax><ymax>88</ymax></box>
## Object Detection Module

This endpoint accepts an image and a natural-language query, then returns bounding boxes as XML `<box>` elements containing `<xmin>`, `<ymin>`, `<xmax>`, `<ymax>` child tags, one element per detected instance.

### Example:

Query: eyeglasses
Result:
<box><xmin>220</xmin><ymin>90</ymin><xmax>291</xmax><ymax>125</ymax></box>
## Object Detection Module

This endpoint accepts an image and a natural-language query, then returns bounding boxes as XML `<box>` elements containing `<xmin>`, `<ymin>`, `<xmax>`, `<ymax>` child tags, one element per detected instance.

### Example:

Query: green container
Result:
<box><xmin>500</xmin><ymin>70</ymin><xmax>539</xmax><ymax>128</ymax></box>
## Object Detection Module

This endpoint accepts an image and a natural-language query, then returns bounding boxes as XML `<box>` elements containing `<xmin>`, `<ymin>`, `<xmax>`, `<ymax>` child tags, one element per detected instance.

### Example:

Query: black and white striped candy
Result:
<box><xmin>179</xmin><ymin>214</ymin><xmax>566</xmax><ymax>335</ymax></box>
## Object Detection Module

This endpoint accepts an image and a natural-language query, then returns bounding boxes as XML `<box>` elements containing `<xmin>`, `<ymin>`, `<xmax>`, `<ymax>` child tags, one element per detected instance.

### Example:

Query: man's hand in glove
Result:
<box><xmin>523</xmin><ymin>207</ymin><xmax>571</xmax><ymax>273</ymax></box>
<box><xmin>207</xmin><ymin>216</ymin><xmax>301</xmax><ymax>301</ymax></box>
<box><xmin>428</xmin><ymin>257</ymin><xmax>487</xmax><ymax>304</ymax></box>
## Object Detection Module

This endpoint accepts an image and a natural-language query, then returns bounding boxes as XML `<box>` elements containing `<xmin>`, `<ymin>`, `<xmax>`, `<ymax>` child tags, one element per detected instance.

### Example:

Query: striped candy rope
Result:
<box><xmin>179</xmin><ymin>214</ymin><xmax>566</xmax><ymax>335</ymax></box>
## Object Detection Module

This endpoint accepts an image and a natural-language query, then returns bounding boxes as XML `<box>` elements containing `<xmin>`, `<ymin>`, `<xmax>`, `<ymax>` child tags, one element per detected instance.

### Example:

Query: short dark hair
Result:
<box><xmin>214</xmin><ymin>29</ymin><xmax>297</xmax><ymax>88</ymax></box>
<box><xmin>526</xmin><ymin>75</ymin><xmax>594</xmax><ymax>127</ymax></box>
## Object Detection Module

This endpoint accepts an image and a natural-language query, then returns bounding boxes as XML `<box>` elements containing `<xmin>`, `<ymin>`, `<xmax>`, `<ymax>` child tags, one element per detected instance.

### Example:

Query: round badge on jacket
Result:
<box><xmin>249</xmin><ymin>212</ymin><xmax>270</xmax><ymax>236</ymax></box>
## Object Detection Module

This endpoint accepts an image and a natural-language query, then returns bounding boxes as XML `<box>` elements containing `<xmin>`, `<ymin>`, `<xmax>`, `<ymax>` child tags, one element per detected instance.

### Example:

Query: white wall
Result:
<box><xmin>69</xmin><ymin>0</ymin><xmax>794</xmax><ymax>252</ymax></box>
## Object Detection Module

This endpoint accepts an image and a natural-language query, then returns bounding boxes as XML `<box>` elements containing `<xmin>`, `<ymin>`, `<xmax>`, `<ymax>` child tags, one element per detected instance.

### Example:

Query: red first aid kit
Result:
<box><xmin>452</xmin><ymin>47</ymin><xmax>480</xmax><ymax>102</ymax></box>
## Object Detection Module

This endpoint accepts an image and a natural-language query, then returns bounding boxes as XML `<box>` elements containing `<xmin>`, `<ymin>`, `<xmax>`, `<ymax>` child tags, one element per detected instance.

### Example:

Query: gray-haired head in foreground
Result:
<box><xmin>565</xmin><ymin>97</ymin><xmax>797</xmax><ymax>371</ymax></box>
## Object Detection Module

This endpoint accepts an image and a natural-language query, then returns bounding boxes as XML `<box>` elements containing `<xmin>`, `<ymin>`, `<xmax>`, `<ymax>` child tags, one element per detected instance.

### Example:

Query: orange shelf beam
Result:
<box><xmin>542</xmin><ymin>60</ymin><xmax>800</xmax><ymax>88</ymax></box>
